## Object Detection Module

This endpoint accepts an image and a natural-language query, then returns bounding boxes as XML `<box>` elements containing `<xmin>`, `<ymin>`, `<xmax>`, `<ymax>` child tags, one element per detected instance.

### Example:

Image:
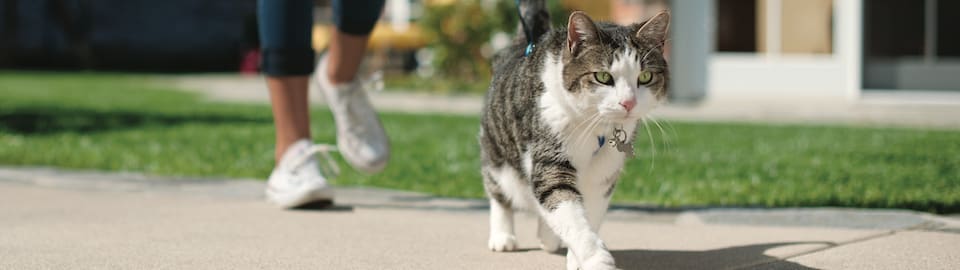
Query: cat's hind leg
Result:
<box><xmin>484</xmin><ymin>169</ymin><xmax>517</xmax><ymax>252</ymax></box>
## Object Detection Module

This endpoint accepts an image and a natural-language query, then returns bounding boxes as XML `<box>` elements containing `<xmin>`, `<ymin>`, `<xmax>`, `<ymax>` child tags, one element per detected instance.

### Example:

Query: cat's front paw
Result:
<box><xmin>566</xmin><ymin>249</ymin><xmax>581</xmax><ymax>270</ymax></box>
<box><xmin>579</xmin><ymin>249</ymin><xmax>616</xmax><ymax>270</ymax></box>
<box><xmin>488</xmin><ymin>233</ymin><xmax>518</xmax><ymax>252</ymax></box>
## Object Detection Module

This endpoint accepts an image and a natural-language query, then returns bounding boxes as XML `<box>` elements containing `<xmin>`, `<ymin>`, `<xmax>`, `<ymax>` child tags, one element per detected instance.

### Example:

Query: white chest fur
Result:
<box><xmin>538</xmin><ymin>53</ymin><xmax>636</xmax><ymax>186</ymax></box>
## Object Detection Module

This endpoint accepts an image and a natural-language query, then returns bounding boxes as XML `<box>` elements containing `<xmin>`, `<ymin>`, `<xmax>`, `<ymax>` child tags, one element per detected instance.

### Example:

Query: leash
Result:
<box><xmin>515</xmin><ymin>0</ymin><xmax>535</xmax><ymax>56</ymax></box>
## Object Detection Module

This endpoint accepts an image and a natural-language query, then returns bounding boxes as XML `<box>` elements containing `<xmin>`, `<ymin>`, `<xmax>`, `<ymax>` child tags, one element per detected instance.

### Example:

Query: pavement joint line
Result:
<box><xmin>725</xmin><ymin>229</ymin><xmax>898</xmax><ymax>270</ymax></box>
<box><xmin>902</xmin><ymin>221</ymin><xmax>946</xmax><ymax>231</ymax></box>
<box><xmin>727</xmin><ymin>220</ymin><xmax>948</xmax><ymax>270</ymax></box>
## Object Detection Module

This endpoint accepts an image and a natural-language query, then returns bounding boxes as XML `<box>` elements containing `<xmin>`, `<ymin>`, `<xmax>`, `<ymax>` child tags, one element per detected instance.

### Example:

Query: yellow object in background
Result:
<box><xmin>312</xmin><ymin>23</ymin><xmax>431</xmax><ymax>52</ymax></box>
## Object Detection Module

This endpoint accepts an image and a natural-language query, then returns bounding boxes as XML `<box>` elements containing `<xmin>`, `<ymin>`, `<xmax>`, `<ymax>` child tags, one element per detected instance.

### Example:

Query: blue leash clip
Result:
<box><xmin>516</xmin><ymin>0</ymin><xmax>535</xmax><ymax>57</ymax></box>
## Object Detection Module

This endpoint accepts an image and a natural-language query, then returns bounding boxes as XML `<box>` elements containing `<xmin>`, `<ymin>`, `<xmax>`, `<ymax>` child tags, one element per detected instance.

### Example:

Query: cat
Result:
<box><xmin>479</xmin><ymin>2</ymin><xmax>670</xmax><ymax>269</ymax></box>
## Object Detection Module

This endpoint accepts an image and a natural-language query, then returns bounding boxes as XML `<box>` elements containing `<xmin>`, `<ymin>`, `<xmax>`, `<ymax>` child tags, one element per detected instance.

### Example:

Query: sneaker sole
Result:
<box><xmin>337</xmin><ymin>136</ymin><xmax>389</xmax><ymax>174</ymax></box>
<box><xmin>266</xmin><ymin>184</ymin><xmax>335</xmax><ymax>209</ymax></box>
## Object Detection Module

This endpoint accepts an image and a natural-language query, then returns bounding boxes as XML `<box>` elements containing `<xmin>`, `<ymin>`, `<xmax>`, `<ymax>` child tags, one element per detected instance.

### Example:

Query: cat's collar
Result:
<box><xmin>595</xmin><ymin>126</ymin><xmax>634</xmax><ymax>157</ymax></box>
<box><xmin>592</xmin><ymin>135</ymin><xmax>606</xmax><ymax>156</ymax></box>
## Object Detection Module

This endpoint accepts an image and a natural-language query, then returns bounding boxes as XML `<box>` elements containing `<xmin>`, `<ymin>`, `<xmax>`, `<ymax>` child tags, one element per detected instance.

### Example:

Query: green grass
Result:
<box><xmin>2</xmin><ymin>72</ymin><xmax>959</xmax><ymax>213</ymax></box>
<box><xmin>385</xmin><ymin>74</ymin><xmax>489</xmax><ymax>94</ymax></box>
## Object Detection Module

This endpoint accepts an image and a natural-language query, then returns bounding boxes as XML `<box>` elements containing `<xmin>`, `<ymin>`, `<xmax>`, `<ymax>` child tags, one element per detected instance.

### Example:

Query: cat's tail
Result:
<box><xmin>516</xmin><ymin>0</ymin><xmax>550</xmax><ymax>46</ymax></box>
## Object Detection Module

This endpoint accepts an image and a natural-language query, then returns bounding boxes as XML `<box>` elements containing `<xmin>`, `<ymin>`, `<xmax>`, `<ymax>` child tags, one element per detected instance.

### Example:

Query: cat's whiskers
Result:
<box><xmin>557</xmin><ymin>112</ymin><xmax>599</xmax><ymax>146</ymax></box>
<box><xmin>640</xmin><ymin>116</ymin><xmax>657</xmax><ymax>171</ymax></box>
<box><xmin>559</xmin><ymin>112</ymin><xmax>599</xmax><ymax>150</ymax></box>
<box><xmin>568</xmin><ymin>114</ymin><xmax>604</xmax><ymax>151</ymax></box>
<box><xmin>646</xmin><ymin>115</ymin><xmax>674</xmax><ymax>152</ymax></box>
<box><xmin>648</xmin><ymin>114</ymin><xmax>679</xmax><ymax>152</ymax></box>
<box><xmin>575</xmin><ymin>115</ymin><xmax>605</xmax><ymax>150</ymax></box>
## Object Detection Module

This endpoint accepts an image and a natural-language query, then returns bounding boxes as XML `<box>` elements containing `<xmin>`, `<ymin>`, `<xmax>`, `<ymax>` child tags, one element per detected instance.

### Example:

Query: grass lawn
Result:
<box><xmin>1</xmin><ymin>72</ymin><xmax>959</xmax><ymax>213</ymax></box>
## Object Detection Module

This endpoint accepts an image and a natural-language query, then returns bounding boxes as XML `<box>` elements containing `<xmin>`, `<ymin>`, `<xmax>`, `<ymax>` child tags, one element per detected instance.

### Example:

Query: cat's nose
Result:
<box><xmin>619</xmin><ymin>99</ymin><xmax>637</xmax><ymax>112</ymax></box>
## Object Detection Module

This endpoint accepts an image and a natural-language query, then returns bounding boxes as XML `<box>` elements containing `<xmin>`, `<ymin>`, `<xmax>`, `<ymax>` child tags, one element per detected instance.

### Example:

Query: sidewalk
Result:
<box><xmin>170</xmin><ymin>75</ymin><xmax>960</xmax><ymax>129</ymax></box>
<box><xmin>2</xmin><ymin>167</ymin><xmax>958</xmax><ymax>269</ymax></box>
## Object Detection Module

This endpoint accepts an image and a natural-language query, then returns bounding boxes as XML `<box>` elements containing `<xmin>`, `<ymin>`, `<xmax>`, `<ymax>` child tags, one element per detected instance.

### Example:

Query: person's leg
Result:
<box><xmin>325</xmin><ymin>31</ymin><xmax>371</xmax><ymax>84</ymax></box>
<box><xmin>318</xmin><ymin>0</ymin><xmax>390</xmax><ymax>173</ymax></box>
<box><xmin>266</xmin><ymin>78</ymin><xmax>310</xmax><ymax>162</ymax></box>
<box><xmin>259</xmin><ymin>0</ymin><xmax>337</xmax><ymax>208</ymax></box>
<box><xmin>326</xmin><ymin>0</ymin><xmax>385</xmax><ymax>84</ymax></box>
<box><xmin>258</xmin><ymin>0</ymin><xmax>315</xmax><ymax>162</ymax></box>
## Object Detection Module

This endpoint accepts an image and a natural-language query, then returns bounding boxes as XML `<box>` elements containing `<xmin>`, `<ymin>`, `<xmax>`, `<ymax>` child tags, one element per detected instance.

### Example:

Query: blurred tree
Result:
<box><xmin>419</xmin><ymin>0</ymin><xmax>568</xmax><ymax>86</ymax></box>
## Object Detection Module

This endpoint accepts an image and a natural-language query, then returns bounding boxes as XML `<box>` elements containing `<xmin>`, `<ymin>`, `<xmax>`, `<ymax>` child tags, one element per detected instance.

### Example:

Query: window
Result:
<box><xmin>716</xmin><ymin>0</ymin><xmax>756</xmax><ymax>52</ymax></box>
<box><xmin>863</xmin><ymin>0</ymin><xmax>960</xmax><ymax>90</ymax></box>
<box><xmin>937</xmin><ymin>0</ymin><xmax>960</xmax><ymax>57</ymax></box>
<box><xmin>716</xmin><ymin>0</ymin><xmax>834</xmax><ymax>55</ymax></box>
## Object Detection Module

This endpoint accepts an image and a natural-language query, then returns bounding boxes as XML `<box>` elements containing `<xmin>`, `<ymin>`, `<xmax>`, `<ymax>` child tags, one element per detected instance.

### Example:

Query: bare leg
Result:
<box><xmin>325</xmin><ymin>30</ymin><xmax>371</xmax><ymax>85</ymax></box>
<box><xmin>267</xmin><ymin>76</ymin><xmax>311</xmax><ymax>163</ymax></box>
<box><xmin>266</xmin><ymin>30</ymin><xmax>371</xmax><ymax>162</ymax></box>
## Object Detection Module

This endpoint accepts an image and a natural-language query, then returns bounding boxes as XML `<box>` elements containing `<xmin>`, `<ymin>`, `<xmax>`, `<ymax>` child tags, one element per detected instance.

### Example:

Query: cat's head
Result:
<box><xmin>556</xmin><ymin>11</ymin><xmax>670</xmax><ymax>123</ymax></box>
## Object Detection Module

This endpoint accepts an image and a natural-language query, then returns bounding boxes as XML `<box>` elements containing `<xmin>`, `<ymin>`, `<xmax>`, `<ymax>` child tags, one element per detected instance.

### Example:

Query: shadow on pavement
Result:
<box><xmin>611</xmin><ymin>242</ymin><xmax>830</xmax><ymax>270</ymax></box>
<box><xmin>0</xmin><ymin>107</ymin><xmax>269</xmax><ymax>134</ymax></box>
<box><xmin>292</xmin><ymin>201</ymin><xmax>355</xmax><ymax>212</ymax></box>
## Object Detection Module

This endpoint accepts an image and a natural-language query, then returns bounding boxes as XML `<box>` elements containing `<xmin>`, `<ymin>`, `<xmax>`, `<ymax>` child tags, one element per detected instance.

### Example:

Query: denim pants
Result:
<box><xmin>258</xmin><ymin>0</ymin><xmax>385</xmax><ymax>76</ymax></box>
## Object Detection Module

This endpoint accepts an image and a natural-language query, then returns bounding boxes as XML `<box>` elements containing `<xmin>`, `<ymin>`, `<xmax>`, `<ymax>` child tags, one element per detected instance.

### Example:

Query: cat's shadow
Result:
<box><xmin>544</xmin><ymin>242</ymin><xmax>826</xmax><ymax>270</ymax></box>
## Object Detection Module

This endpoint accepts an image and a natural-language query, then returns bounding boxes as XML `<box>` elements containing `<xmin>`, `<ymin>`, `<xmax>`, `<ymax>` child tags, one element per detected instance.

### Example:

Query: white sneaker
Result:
<box><xmin>316</xmin><ymin>54</ymin><xmax>390</xmax><ymax>173</ymax></box>
<box><xmin>266</xmin><ymin>139</ymin><xmax>339</xmax><ymax>208</ymax></box>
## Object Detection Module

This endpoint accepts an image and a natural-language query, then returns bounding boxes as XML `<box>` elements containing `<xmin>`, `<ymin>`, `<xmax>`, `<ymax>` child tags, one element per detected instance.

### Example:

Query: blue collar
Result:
<box><xmin>594</xmin><ymin>135</ymin><xmax>606</xmax><ymax>155</ymax></box>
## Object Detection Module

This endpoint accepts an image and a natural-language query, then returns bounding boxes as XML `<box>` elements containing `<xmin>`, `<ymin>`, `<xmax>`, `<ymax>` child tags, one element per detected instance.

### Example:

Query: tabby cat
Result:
<box><xmin>479</xmin><ymin>2</ymin><xmax>670</xmax><ymax>269</ymax></box>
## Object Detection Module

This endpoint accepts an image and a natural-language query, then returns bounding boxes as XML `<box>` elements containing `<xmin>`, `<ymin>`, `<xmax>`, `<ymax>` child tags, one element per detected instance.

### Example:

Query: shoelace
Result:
<box><xmin>343</xmin><ymin>89</ymin><xmax>370</xmax><ymax>136</ymax></box>
<box><xmin>287</xmin><ymin>144</ymin><xmax>340</xmax><ymax>179</ymax></box>
<box><xmin>343</xmin><ymin>71</ymin><xmax>384</xmax><ymax>136</ymax></box>
<box><xmin>362</xmin><ymin>70</ymin><xmax>384</xmax><ymax>93</ymax></box>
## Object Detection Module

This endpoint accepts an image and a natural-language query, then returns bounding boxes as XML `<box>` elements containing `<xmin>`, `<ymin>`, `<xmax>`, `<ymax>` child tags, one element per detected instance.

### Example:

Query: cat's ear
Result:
<box><xmin>635</xmin><ymin>11</ymin><xmax>670</xmax><ymax>44</ymax></box>
<box><xmin>566</xmin><ymin>11</ymin><xmax>599</xmax><ymax>56</ymax></box>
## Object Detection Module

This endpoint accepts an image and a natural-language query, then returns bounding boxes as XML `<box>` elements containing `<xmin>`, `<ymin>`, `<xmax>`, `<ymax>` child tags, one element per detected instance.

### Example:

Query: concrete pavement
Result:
<box><xmin>2</xmin><ymin>167</ymin><xmax>958</xmax><ymax>269</ymax></box>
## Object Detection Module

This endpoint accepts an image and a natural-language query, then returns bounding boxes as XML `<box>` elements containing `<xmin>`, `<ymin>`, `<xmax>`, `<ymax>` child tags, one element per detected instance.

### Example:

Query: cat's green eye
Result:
<box><xmin>637</xmin><ymin>70</ymin><xmax>653</xmax><ymax>86</ymax></box>
<box><xmin>594</xmin><ymin>72</ymin><xmax>614</xmax><ymax>85</ymax></box>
